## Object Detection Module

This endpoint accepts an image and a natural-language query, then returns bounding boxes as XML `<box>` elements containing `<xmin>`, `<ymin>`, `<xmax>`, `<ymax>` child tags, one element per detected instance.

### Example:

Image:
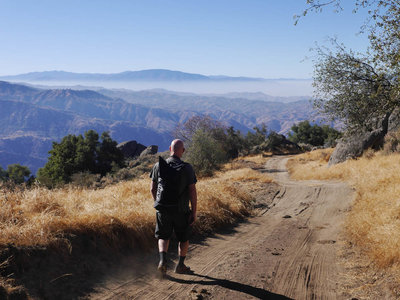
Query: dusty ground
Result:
<box><xmin>86</xmin><ymin>156</ymin><xmax>354</xmax><ymax>300</ymax></box>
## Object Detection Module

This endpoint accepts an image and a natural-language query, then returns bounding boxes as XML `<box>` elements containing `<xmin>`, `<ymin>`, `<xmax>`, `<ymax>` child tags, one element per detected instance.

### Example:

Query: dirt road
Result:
<box><xmin>87</xmin><ymin>156</ymin><xmax>353</xmax><ymax>299</ymax></box>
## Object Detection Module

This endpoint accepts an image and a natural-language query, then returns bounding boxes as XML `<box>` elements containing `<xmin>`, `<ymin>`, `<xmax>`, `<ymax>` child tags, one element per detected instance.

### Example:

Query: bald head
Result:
<box><xmin>170</xmin><ymin>139</ymin><xmax>185</xmax><ymax>158</ymax></box>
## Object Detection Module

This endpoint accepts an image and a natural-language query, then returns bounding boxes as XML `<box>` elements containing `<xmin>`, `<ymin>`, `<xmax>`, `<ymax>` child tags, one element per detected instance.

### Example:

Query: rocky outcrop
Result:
<box><xmin>140</xmin><ymin>145</ymin><xmax>158</xmax><ymax>157</ymax></box>
<box><xmin>329</xmin><ymin>113</ymin><xmax>391</xmax><ymax>165</ymax></box>
<box><xmin>389</xmin><ymin>108</ymin><xmax>400</xmax><ymax>132</ymax></box>
<box><xmin>117</xmin><ymin>141</ymin><xmax>147</xmax><ymax>158</ymax></box>
<box><xmin>328</xmin><ymin>129</ymin><xmax>387</xmax><ymax>165</ymax></box>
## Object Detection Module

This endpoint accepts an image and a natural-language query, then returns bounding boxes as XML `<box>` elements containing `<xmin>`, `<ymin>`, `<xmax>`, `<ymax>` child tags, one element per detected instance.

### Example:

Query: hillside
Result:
<box><xmin>0</xmin><ymin>81</ymin><xmax>319</xmax><ymax>173</ymax></box>
<box><xmin>0</xmin><ymin>82</ymin><xmax>173</xmax><ymax>173</ymax></box>
<box><xmin>98</xmin><ymin>88</ymin><xmax>317</xmax><ymax>133</ymax></box>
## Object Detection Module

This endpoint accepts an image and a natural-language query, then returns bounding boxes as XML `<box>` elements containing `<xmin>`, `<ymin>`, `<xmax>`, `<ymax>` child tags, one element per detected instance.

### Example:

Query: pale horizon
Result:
<box><xmin>3</xmin><ymin>78</ymin><xmax>314</xmax><ymax>97</ymax></box>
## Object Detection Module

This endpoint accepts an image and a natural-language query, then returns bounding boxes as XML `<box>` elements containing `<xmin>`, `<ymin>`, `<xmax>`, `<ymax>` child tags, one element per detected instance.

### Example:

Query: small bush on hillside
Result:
<box><xmin>184</xmin><ymin>129</ymin><xmax>228</xmax><ymax>176</ymax></box>
<box><xmin>0</xmin><ymin>166</ymin><xmax>7</xmax><ymax>181</ymax></box>
<box><xmin>262</xmin><ymin>131</ymin><xmax>287</xmax><ymax>152</ymax></box>
<box><xmin>175</xmin><ymin>116</ymin><xmax>246</xmax><ymax>161</ymax></box>
<box><xmin>0</xmin><ymin>164</ymin><xmax>32</xmax><ymax>185</ymax></box>
<box><xmin>174</xmin><ymin>115</ymin><xmax>224</xmax><ymax>143</ymax></box>
<box><xmin>245</xmin><ymin>124</ymin><xmax>268</xmax><ymax>151</ymax></box>
<box><xmin>288</xmin><ymin>120</ymin><xmax>342</xmax><ymax>147</ymax></box>
<box><xmin>298</xmin><ymin>143</ymin><xmax>313</xmax><ymax>152</ymax></box>
<box><xmin>383</xmin><ymin>129</ymin><xmax>400</xmax><ymax>154</ymax></box>
<box><xmin>37</xmin><ymin>130</ymin><xmax>124</xmax><ymax>187</ymax></box>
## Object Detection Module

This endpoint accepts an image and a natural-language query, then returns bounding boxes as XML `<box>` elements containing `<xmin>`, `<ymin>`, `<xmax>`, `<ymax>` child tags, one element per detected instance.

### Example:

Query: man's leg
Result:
<box><xmin>158</xmin><ymin>239</ymin><xmax>169</xmax><ymax>274</ymax></box>
<box><xmin>156</xmin><ymin>211</ymin><xmax>172</xmax><ymax>274</ymax></box>
<box><xmin>174</xmin><ymin>212</ymin><xmax>192</xmax><ymax>274</ymax></box>
<box><xmin>175</xmin><ymin>240</ymin><xmax>192</xmax><ymax>273</ymax></box>
<box><xmin>178</xmin><ymin>240</ymin><xmax>189</xmax><ymax>257</ymax></box>
<box><xmin>159</xmin><ymin>239</ymin><xmax>170</xmax><ymax>252</ymax></box>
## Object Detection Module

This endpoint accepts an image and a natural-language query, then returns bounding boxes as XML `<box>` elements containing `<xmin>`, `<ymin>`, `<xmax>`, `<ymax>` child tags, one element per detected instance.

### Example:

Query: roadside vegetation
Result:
<box><xmin>177</xmin><ymin>116</ymin><xmax>303</xmax><ymax>176</ymax></box>
<box><xmin>37</xmin><ymin>130</ymin><xmax>124</xmax><ymax>187</ymax></box>
<box><xmin>0</xmin><ymin>164</ymin><xmax>32</xmax><ymax>185</ymax></box>
<box><xmin>0</xmin><ymin>153</ymin><xmax>272</xmax><ymax>297</ymax></box>
<box><xmin>0</xmin><ymin>157</ymin><xmax>272</xmax><ymax>247</ymax></box>
<box><xmin>287</xmin><ymin>132</ymin><xmax>400</xmax><ymax>283</ymax></box>
<box><xmin>288</xmin><ymin>120</ymin><xmax>342</xmax><ymax>148</ymax></box>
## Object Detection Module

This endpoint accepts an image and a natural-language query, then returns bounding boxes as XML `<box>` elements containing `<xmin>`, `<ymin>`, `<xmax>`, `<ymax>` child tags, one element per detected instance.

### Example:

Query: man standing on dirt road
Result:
<box><xmin>150</xmin><ymin>139</ymin><xmax>197</xmax><ymax>275</ymax></box>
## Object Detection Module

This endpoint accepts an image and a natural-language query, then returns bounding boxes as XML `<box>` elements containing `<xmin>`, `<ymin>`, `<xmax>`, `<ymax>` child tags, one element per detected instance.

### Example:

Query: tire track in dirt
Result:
<box><xmin>87</xmin><ymin>156</ymin><xmax>353</xmax><ymax>299</ymax></box>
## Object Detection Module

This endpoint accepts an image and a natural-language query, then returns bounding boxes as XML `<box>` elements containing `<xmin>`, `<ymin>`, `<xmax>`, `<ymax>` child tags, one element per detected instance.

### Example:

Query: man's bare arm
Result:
<box><xmin>188</xmin><ymin>183</ymin><xmax>197</xmax><ymax>225</ymax></box>
<box><xmin>150</xmin><ymin>181</ymin><xmax>157</xmax><ymax>200</ymax></box>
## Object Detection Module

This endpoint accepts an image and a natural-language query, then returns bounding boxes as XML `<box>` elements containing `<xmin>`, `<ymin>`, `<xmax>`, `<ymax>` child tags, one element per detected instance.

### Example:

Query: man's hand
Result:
<box><xmin>188</xmin><ymin>211</ymin><xmax>196</xmax><ymax>226</ymax></box>
<box><xmin>188</xmin><ymin>184</ymin><xmax>197</xmax><ymax>226</ymax></box>
<box><xmin>150</xmin><ymin>181</ymin><xmax>157</xmax><ymax>200</ymax></box>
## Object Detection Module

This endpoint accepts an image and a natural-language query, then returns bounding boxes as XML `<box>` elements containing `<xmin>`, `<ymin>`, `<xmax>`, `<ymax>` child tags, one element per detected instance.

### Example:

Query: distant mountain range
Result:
<box><xmin>0</xmin><ymin>69</ymin><xmax>269</xmax><ymax>82</ymax></box>
<box><xmin>0</xmin><ymin>80</ymin><xmax>319</xmax><ymax>174</ymax></box>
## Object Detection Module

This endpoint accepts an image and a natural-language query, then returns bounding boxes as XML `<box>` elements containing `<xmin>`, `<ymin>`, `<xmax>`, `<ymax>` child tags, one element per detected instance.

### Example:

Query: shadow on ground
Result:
<box><xmin>167</xmin><ymin>272</ymin><xmax>292</xmax><ymax>300</ymax></box>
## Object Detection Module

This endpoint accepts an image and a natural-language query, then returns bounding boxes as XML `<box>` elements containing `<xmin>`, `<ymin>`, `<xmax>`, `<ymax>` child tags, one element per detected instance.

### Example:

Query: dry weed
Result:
<box><xmin>0</xmin><ymin>166</ymin><xmax>272</xmax><ymax>248</ymax></box>
<box><xmin>223</xmin><ymin>154</ymin><xmax>271</xmax><ymax>171</ymax></box>
<box><xmin>238</xmin><ymin>154</ymin><xmax>271</xmax><ymax>165</ymax></box>
<box><xmin>383</xmin><ymin>128</ymin><xmax>400</xmax><ymax>155</ymax></box>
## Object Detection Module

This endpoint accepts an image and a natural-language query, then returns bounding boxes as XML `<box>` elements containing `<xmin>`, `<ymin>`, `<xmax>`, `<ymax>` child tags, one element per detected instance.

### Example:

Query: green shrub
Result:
<box><xmin>184</xmin><ymin>129</ymin><xmax>228</xmax><ymax>176</ymax></box>
<box><xmin>37</xmin><ymin>130</ymin><xmax>123</xmax><ymax>187</ymax></box>
<box><xmin>288</xmin><ymin>120</ymin><xmax>342</xmax><ymax>147</ymax></box>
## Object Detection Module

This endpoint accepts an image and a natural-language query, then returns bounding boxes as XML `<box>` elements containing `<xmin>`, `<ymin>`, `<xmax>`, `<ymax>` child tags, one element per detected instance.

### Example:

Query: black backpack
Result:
<box><xmin>155</xmin><ymin>156</ymin><xmax>187</xmax><ymax>210</ymax></box>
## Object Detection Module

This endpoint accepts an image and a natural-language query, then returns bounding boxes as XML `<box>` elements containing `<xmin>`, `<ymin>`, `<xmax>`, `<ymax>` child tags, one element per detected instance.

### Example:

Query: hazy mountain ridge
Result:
<box><xmin>98</xmin><ymin>88</ymin><xmax>316</xmax><ymax>133</ymax></box>
<box><xmin>0</xmin><ymin>83</ymin><xmax>175</xmax><ymax>173</ymax></box>
<box><xmin>0</xmin><ymin>82</ymin><xmax>179</xmax><ymax>132</ymax></box>
<box><xmin>0</xmin><ymin>81</ymin><xmax>318</xmax><ymax>174</ymax></box>
<box><xmin>0</xmin><ymin>69</ymin><xmax>266</xmax><ymax>82</ymax></box>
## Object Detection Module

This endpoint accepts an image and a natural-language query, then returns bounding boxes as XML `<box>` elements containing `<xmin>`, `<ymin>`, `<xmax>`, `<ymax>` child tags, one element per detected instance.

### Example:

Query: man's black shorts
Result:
<box><xmin>155</xmin><ymin>210</ymin><xmax>191</xmax><ymax>242</ymax></box>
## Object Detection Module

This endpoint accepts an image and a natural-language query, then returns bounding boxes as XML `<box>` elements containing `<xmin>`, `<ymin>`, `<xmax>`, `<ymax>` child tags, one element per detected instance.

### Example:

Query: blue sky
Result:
<box><xmin>0</xmin><ymin>0</ymin><xmax>370</xmax><ymax>78</ymax></box>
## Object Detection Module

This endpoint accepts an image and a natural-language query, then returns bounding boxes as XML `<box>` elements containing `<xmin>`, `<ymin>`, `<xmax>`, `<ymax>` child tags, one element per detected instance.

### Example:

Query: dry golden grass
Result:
<box><xmin>237</xmin><ymin>153</ymin><xmax>272</xmax><ymax>165</ymax></box>
<box><xmin>288</xmin><ymin>149</ymin><xmax>400</xmax><ymax>272</ymax></box>
<box><xmin>222</xmin><ymin>154</ymin><xmax>271</xmax><ymax>172</ymax></box>
<box><xmin>0</xmin><ymin>165</ymin><xmax>272</xmax><ymax>249</ymax></box>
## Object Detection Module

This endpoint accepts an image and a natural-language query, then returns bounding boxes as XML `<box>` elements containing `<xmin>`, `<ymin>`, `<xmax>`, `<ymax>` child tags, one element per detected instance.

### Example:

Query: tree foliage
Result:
<box><xmin>304</xmin><ymin>1</ymin><xmax>400</xmax><ymax>134</ymax></box>
<box><xmin>0</xmin><ymin>164</ymin><xmax>32</xmax><ymax>184</ymax></box>
<box><xmin>288</xmin><ymin>120</ymin><xmax>342</xmax><ymax>146</ymax></box>
<box><xmin>0</xmin><ymin>166</ymin><xmax>6</xmax><ymax>181</ymax></box>
<box><xmin>176</xmin><ymin>116</ymin><xmax>303</xmax><ymax>175</ymax></box>
<box><xmin>37</xmin><ymin>130</ymin><xmax>123</xmax><ymax>186</ymax></box>
<box><xmin>176</xmin><ymin>116</ymin><xmax>245</xmax><ymax>175</ymax></box>
<box><xmin>184</xmin><ymin>129</ymin><xmax>228</xmax><ymax>176</ymax></box>
<box><xmin>176</xmin><ymin>117</ymin><xmax>273</xmax><ymax>175</ymax></box>
<box><xmin>245</xmin><ymin>124</ymin><xmax>268</xmax><ymax>148</ymax></box>
<box><xmin>7</xmin><ymin>164</ymin><xmax>32</xmax><ymax>184</ymax></box>
<box><xmin>313</xmin><ymin>43</ymin><xmax>395</xmax><ymax>132</ymax></box>
<box><xmin>174</xmin><ymin>115</ymin><xmax>225</xmax><ymax>143</ymax></box>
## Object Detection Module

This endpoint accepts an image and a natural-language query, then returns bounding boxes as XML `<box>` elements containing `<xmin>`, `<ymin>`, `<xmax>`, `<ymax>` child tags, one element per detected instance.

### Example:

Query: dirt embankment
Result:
<box><xmin>86</xmin><ymin>156</ymin><xmax>354</xmax><ymax>299</ymax></box>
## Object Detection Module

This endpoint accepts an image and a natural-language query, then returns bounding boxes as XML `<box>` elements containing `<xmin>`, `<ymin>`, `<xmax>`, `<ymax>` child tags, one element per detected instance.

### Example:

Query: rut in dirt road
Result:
<box><xmin>87</xmin><ymin>156</ymin><xmax>353</xmax><ymax>300</ymax></box>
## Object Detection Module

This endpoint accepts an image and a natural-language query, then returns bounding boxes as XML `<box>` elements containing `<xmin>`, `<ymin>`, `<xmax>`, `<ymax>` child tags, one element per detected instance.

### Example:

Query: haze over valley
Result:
<box><xmin>0</xmin><ymin>70</ymin><xmax>319</xmax><ymax>174</ymax></box>
<box><xmin>0</xmin><ymin>70</ymin><xmax>313</xmax><ymax>97</ymax></box>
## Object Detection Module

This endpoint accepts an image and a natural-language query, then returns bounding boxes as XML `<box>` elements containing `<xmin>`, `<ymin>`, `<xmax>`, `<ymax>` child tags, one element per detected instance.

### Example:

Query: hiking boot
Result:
<box><xmin>174</xmin><ymin>263</ymin><xmax>192</xmax><ymax>274</ymax></box>
<box><xmin>158</xmin><ymin>262</ymin><xmax>167</xmax><ymax>277</ymax></box>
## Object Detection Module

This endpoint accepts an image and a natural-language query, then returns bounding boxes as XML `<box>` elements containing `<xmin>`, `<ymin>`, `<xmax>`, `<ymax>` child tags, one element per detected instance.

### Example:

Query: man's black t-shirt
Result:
<box><xmin>150</xmin><ymin>156</ymin><xmax>197</xmax><ymax>213</ymax></box>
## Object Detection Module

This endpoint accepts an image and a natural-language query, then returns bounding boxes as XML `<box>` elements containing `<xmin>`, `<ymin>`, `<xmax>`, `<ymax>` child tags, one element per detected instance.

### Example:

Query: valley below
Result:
<box><xmin>0</xmin><ymin>79</ymin><xmax>318</xmax><ymax>174</ymax></box>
